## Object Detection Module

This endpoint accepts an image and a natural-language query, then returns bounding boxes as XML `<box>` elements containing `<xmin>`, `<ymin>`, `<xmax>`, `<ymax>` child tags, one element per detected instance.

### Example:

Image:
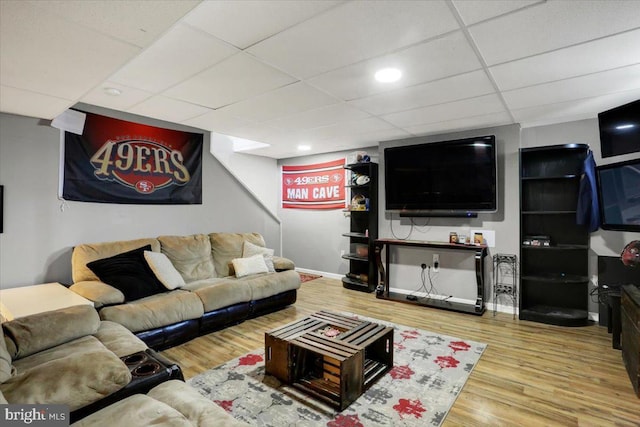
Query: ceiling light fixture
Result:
<box><xmin>375</xmin><ymin>68</ymin><xmax>402</xmax><ymax>83</ymax></box>
<box><xmin>297</xmin><ymin>145</ymin><xmax>311</xmax><ymax>151</ymax></box>
<box><xmin>103</xmin><ymin>87</ymin><xmax>122</xmax><ymax>96</ymax></box>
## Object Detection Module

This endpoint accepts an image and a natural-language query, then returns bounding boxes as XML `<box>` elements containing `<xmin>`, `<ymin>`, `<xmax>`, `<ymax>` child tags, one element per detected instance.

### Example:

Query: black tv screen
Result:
<box><xmin>596</xmin><ymin>159</ymin><xmax>640</xmax><ymax>232</ymax></box>
<box><xmin>384</xmin><ymin>135</ymin><xmax>497</xmax><ymax>214</ymax></box>
<box><xmin>598</xmin><ymin>99</ymin><xmax>640</xmax><ymax>158</ymax></box>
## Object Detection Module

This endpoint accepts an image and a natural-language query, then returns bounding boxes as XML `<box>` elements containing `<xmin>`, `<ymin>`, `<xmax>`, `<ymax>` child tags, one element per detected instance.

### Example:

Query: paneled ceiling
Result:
<box><xmin>1</xmin><ymin>0</ymin><xmax>639</xmax><ymax>159</ymax></box>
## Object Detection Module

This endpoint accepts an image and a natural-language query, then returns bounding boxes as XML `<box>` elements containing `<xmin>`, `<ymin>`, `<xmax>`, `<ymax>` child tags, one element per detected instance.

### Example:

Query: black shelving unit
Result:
<box><xmin>519</xmin><ymin>144</ymin><xmax>590</xmax><ymax>326</ymax></box>
<box><xmin>342</xmin><ymin>162</ymin><xmax>378</xmax><ymax>292</ymax></box>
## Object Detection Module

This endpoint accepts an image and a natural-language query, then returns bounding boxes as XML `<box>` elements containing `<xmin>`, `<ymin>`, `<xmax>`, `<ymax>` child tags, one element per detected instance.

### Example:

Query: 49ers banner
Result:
<box><xmin>282</xmin><ymin>159</ymin><xmax>346</xmax><ymax>209</ymax></box>
<box><xmin>63</xmin><ymin>111</ymin><xmax>203</xmax><ymax>204</ymax></box>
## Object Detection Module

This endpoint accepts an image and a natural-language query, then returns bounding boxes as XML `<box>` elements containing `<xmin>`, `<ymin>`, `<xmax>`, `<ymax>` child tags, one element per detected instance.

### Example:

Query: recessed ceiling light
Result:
<box><xmin>103</xmin><ymin>87</ymin><xmax>122</xmax><ymax>96</ymax></box>
<box><xmin>615</xmin><ymin>124</ymin><xmax>635</xmax><ymax>130</ymax></box>
<box><xmin>375</xmin><ymin>68</ymin><xmax>402</xmax><ymax>83</ymax></box>
<box><xmin>298</xmin><ymin>145</ymin><xmax>311</xmax><ymax>151</ymax></box>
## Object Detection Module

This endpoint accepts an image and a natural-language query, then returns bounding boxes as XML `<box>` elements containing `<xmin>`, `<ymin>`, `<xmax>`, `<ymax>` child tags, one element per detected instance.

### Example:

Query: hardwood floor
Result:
<box><xmin>162</xmin><ymin>277</ymin><xmax>639</xmax><ymax>426</ymax></box>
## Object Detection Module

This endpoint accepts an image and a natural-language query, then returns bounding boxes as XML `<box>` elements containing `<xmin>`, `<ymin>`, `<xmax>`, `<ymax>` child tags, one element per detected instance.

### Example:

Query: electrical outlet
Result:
<box><xmin>433</xmin><ymin>254</ymin><xmax>439</xmax><ymax>272</ymax></box>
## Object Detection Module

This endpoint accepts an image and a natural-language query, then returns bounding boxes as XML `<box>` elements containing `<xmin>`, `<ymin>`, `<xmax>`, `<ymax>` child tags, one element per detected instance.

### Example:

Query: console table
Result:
<box><xmin>374</xmin><ymin>239</ymin><xmax>488</xmax><ymax>315</ymax></box>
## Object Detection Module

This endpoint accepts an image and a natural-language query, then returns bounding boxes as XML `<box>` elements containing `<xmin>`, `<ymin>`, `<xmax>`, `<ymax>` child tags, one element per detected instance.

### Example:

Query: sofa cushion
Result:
<box><xmin>148</xmin><ymin>380</ymin><xmax>250</xmax><ymax>427</ymax></box>
<box><xmin>93</xmin><ymin>321</ymin><xmax>148</xmax><ymax>358</ymax></box>
<box><xmin>99</xmin><ymin>290</ymin><xmax>204</xmax><ymax>333</ymax></box>
<box><xmin>158</xmin><ymin>234</ymin><xmax>215</xmax><ymax>282</ymax></box>
<box><xmin>72</xmin><ymin>238</ymin><xmax>161</xmax><ymax>283</ymax></box>
<box><xmin>2</xmin><ymin>305</ymin><xmax>101</xmax><ymax>360</ymax></box>
<box><xmin>242</xmin><ymin>241</ymin><xmax>275</xmax><ymax>272</ymax></box>
<box><xmin>87</xmin><ymin>245</ymin><xmax>166</xmax><ymax>302</ymax></box>
<box><xmin>144</xmin><ymin>251</ymin><xmax>186</xmax><ymax>290</ymax></box>
<box><xmin>69</xmin><ymin>281</ymin><xmax>125</xmax><ymax>308</ymax></box>
<box><xmin>0</xmin><ymin>326</ymin><xmax>16</xmax><ymax>382</ymax></box>
<box><xmin>209</xmin><ymin>233</ymin><xmax>265</xmax><ymax>277</ymax></box>
<box><xmin>183</xmin><ymin>279</ymin><xmax>252</xmax><ymax>312</ymax></box>
<box><xmin>243</xmin><ymin>269</ymin><xmax>301</xmax><ymax>301</ymax></box>
<box><xmin>0</xmin><ymin>344</ymin><xmax>131</xmax><ymax>410</ymax></box>
<box><xmin>71</xmin><ymin>393</ymin><xmax>190</xmax><ymax>427</ymax></box>
<box><xmin>232</xmin><ymin>254</ymin><xmax>269</xmax><ymax>278</ymax></box>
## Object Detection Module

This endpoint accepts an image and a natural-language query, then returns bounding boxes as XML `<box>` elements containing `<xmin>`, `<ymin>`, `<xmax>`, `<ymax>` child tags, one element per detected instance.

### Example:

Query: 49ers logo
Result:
<box><xmin>90</xmin><ymin>139</ymin><xmax>190</xmax><ymax>194</ymax></box>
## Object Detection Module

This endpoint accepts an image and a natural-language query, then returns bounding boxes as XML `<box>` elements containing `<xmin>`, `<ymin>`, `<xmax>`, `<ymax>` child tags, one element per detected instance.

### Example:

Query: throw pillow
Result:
<box><xmin>0</xmin><ymin>326</ymin><xmax>16</xmax><ymax>382</ymax></box>
<box><xmin>144</xmin><ymin>251</ymin><xmax>186</xmax><ymax>290</ymax></box>
<box><xmin>87</xmin><ymin>245</ymin><xmax>166</xmax><ymax>301</ymax></box>
<box><xmin>242</xmin><ymin>241</ymin><xmax>276</xmax><ymax>272</ymax></box>
<box><xmin>231</xmin><ymin>254</ymin><xmax>269</xmax><ymax>278</ymax></box>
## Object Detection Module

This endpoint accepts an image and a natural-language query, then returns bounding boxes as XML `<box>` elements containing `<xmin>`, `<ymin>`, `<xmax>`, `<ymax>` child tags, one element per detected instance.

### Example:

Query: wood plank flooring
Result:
<box><xmin>162</xmin><ymin>277</ymin><xmax>639</xmax><ymax>426</ymax></box>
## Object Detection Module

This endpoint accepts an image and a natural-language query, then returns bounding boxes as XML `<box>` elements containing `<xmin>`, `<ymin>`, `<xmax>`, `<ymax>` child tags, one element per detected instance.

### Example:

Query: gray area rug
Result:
<box><xmin>189</xmin><ymin>313</ymin><xmax>486</xmax><ymax>426</ymax></box>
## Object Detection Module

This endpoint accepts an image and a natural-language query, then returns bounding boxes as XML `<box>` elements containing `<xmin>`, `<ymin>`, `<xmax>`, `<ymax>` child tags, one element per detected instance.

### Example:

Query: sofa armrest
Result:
<box><xmin>70</xmin><ymin>281</ymin><xmax>125</xmax><ymax>308</ymax></box>
<box><xmin>2</xmin><ymin>305</ymin><xmax>101</xmax><ymax>359</ymax></box>
<box><xmin>272</xmin><ymin>256</ymin><xmax>295</xmax><ymax>271</ymax></box>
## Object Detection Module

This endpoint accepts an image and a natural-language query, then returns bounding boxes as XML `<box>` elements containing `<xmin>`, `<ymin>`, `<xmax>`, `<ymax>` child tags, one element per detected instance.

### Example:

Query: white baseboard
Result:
<box><xmin>295</xmin><ymin>268</ymin><xmax>342</xmax><ymax>280</ymax></box>
<box><xmin>297</xmin><ymin>270</ymin><xmax>601</xmax><ymax>323</ymax></box>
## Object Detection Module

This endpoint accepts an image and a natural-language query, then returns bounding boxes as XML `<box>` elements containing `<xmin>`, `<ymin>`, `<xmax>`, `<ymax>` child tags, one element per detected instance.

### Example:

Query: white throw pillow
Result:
<box><xmin>242</xmin><ymin>241</ymin><xmax>276</xmax><ymax>272</ymax></box>
<box><xmin>232</xmin><ymin>254</ymin><xmax>269</xmax><ymax>278</ymax></box>
<box><xmin>144</xmin><ymin>251</ymin><xmax>186</xmax><ymax>290</ymax></box>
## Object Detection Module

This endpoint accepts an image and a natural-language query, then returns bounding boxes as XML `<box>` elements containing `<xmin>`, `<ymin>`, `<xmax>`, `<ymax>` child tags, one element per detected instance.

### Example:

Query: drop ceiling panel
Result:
<box><xmin>308</xmin><ymin>31</ymin><xmax>482</xmax><ymax>101</ymax></box>
<box><xmin>266</xmin><ymin>103</ymin><xmax>371</xmax><ymax>132</ymax></box>
<box><xmin>247</xmin><ymin>0</ymin><xmax>459</xmax><ymax>79</ymax></box>
<box><xmin>0</xmin><ymin>85</ymin><xmax>73</xmax><ymax>120</ymax></box>
<box><xmin>404</xmin><ymin>111</ymin><xmax>513</xmax><ymax>136</ymax></box>
<box><xmin>215</xmin><ymin>82</ymin><xmax>340</xmax><ymax>123</ymax></box>
<box><xmin>128</xmin><ymin>95</ymin><xmax>212</xmax><ymax>123</ymax></box>
<box><xmin>181</xmin><ymin>109</ymin><xmax>254</xmax><ymax>134</ymax></box>
<box><xmin>109</xmin><ymin>24</ymin><xmax>239</xmax><ymax>93</ymax></box>
<box><xmin>503</xmin><ymin>64</ymin><xmax>640</xmax><ymax>110</ymax></box>
<box><xmin>81</xmin><ymin>81</ymin><xmax>153</xmax><ymax>111</ymax></box>
<box><xmin>513</xmin><ymin>89</ymin><xmax>640</xmax><ymax>127</ymax></box>
<box><xmin>0</xmin><ymin>1</ymin><xmax>141</xmax><ymax>100</ymax></box>
<box><xmin>452</xmin><ymin>0</ymin><xmax>543</xmax><ymax>25</ymax></box>
<box><xmin>182</xmin><ymin>0</ymin><xmax>343</xmax><ymax>49</ymax></box>
<box><xmin>470</xmin><ymin>1</ymin><xmax>640</xmax><ymax>65</ymax></box>
<box><xmin>382</xmin><ymin>94</ymin><xmax>506</xmax><ymax>128</ymax></box>
<box><xmin>294</xmin><ymin>117</ymin><xmax>398</xmax><ymax>142</ymax></box>
<box><xmin>26</xmin><ymin>0</ymin><xmax>200</xmax><ymax>48</ymax></box>
<box><xmin>349</xmin><ymin>70</ymin><xmax>495</xmax><ymax>116</ymax></box>
<box><xmin>164</xmin><ymin>53</ymin><xmax>297</xmax><ymax>109</ymax></box>
<box><xmin>490</xmin><ymin>30</ymin><xmax>640</xmax><ymax>91</ymax></box>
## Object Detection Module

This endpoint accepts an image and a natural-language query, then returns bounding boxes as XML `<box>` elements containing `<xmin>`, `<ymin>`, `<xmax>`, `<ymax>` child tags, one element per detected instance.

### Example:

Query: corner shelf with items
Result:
<box><xmin>519</xmin><ymin>144</ymin><xmax>590</xmax><ymax>326</ymax></box>
<box><xmin>342</xmin><ymin>162</ymin><xmax>378</xmax><ymax>292</ymax></box>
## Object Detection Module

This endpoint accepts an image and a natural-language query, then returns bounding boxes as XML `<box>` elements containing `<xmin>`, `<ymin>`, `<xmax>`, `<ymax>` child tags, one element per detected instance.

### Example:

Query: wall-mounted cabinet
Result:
<box><xmin>519</xmin><ymin>144</ymin><xmax>590</xmax><ymax>326</ymax></box>
<box><xmin>342</xmin><ymin>162</ymin><xmax>378</xmax><ymax>293</ymax></box>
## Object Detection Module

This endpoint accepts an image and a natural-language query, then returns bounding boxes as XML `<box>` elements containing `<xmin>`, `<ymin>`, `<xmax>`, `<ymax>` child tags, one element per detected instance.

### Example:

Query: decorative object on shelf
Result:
<box><xmin>449</xmin><ymin>232</ymin><xmax>458</xmax><ymax>244</ymax></box>
<box><xmin>522</xmin><ymin>235</ymin><xmax>551</xmax><ymax>247</ymax></box>
<box><xmin>493</xmin><ymin>254</ymin><xmax>518</xmax><ymax>319</ymax></box>
<box><xmin>621</xmin><ymin>241</ymin><xmax>640</xmax><ymax>268</ymax></box>
<box><xmin>350</xmin><ymin>194</ymin><xmax>368</xmax><ymax>211</ymax></box>
<box><xmin>473</xmin><ymin>232</ymin><xmax>484</xmax><ymax>245</ymax></box>
<box><xmin>346</xmin><ymin>151</ymin><xmax>370</xmax><ymax>164</ymax></box>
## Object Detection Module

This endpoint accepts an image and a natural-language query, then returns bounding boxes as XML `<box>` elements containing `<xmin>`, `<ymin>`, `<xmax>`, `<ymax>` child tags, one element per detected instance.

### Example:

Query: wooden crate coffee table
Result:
<box><xmin>265</xmin><ymin>311</ymin><xmax>393</xmax><ymax>410</ymax></box>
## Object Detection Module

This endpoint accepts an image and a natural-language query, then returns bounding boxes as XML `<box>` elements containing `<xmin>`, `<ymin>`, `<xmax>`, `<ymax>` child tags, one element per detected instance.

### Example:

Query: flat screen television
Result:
<box><xmin>598</xmin><ymin>99</ymin><xmax>640</xmax><ymax>158</ymax></box>
<box><xmin>384</xmin><ymin>135</ymin><xmax>497</xmax><ymax>215</ymax></box>
<box><xmin>596</xmin><ymin>159</ymin><xmax>640</xmax><ymax>232</ymax></box>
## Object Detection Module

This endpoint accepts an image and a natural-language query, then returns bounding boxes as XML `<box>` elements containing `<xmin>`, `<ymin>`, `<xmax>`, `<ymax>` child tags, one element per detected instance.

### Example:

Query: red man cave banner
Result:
<box><xmin>282</xmin><ymin>159</ymin><xmax>346</xmax><ymax>209</ymax></box>
<box><xmin>62</xmin><ymin>111</ymin><xmax>203</xmax><ymax>204</ymax></box>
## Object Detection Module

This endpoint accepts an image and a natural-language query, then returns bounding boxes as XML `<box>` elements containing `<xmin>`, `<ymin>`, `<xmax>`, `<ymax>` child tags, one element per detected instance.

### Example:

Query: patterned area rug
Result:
<box><xmin>299</xmin><ymin>272</ymin><xmax>322</xmax><ymax>283</ymax></box>
<box><xmin>188</xmin><ymin>313</ymin><xmax>486</xmax><ymax>426</ymax></box>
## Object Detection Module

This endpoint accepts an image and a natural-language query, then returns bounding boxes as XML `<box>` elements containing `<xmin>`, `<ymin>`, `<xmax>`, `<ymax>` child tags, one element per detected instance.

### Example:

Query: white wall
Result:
<box><xmin>0</xmin><ymin>108</ymin><xmax>281</xmax><ymax>288</ymax></box>
<box><xmin>209</xmin><ymin>133</ymin><xmax>279</xmax><ymax>213</ymax></box>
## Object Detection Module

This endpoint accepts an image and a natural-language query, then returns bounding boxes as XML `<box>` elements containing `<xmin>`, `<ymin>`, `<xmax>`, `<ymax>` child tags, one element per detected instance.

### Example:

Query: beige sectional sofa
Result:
<box><xmin>69</xmin><ymin>232</ymin><xmax>300</xmax><ymax>349</ymax></box>
<box><xmin>1</xmin><ymin>305</ymin><xmax>248</xmax><ymax>426</ymax></box>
